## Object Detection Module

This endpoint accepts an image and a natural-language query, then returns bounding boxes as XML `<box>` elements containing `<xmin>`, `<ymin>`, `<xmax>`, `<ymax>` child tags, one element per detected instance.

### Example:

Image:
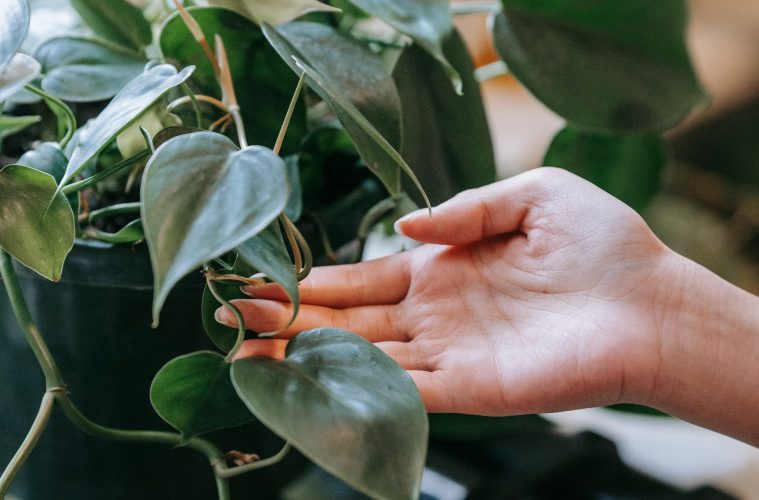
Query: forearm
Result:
<box><xmin>647</xmin><ymin>250</ymin><xmax>759</xmax><ymax>445</ymax></box>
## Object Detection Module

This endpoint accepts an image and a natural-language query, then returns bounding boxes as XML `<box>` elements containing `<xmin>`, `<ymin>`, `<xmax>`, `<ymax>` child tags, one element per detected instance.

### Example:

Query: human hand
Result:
<box><xmin>217</xmin><ymin>168</ymin><xmax>679</xmax><ymax>416</ymax></box>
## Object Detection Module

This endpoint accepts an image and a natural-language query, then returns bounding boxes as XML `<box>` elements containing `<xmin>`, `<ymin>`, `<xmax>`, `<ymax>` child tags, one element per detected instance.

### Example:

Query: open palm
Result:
<box><xmin>219</xmin><ymin>169</ymin><xmax>672</xmax><ymax>415</ymax></box>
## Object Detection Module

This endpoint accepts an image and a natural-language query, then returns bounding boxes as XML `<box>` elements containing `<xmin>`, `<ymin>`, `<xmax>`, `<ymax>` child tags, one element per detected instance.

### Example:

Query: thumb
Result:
<box><xmin>395</xmin><ymin>170</ymin><xmax>548</xmax><ymax>245</ymax></box>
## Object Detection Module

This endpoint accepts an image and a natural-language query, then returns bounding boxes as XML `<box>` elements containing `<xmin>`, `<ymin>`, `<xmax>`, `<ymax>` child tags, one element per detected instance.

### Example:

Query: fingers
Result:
<box><xmin>242</xmin><ymin>254</ymin><xmax>411</xmax><ymax>308</ymax></box>
<box><xmin>216</xmin><ymin>299</ymin><xmax>407</xmax><ymax>342</ymax></box>
<box><xmin>395</xmin><ymin>168</ymin><xmax>558</xmax><ymax>245</ymax></box>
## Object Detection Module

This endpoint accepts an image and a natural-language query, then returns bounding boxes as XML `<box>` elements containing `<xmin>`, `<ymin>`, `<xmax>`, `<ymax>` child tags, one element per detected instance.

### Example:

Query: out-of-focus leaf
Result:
<box><xmin>86</xmin><ymin>219</ymin><xmax>144</xmax><ymax>244</ymax></box>
<box><xmin>70</xmin><ymin>0</ymin><xmax>152</xmax><ymax>51</ymax></box>
<box><xmin>0</xmin><ymin>53</ymin><xmax>41</xmax><ymax>103</ymax></box>
<box><xmin>544</xmin><ymin>126</ymin><xmax>665</xmax><ymax>212</ymax></box>
<box><xmin>35</xmin><ymin>37</ymin><xmax>146</xmax><ymax>102</ymax></box>
<box><xmin>0</xmin><ymin>0</ymin><xmax>30</xmax><ymax>71</ymax></box>
<box><xmin>393</xmin><ymin>30</ymin><xmax>495</xmax><ymax>206</ymax></box>
<box><xmin>208</xmin><ymin>0</ymin><xmax>339</xmax><ymax>25</ymax></box>
<box><xmin>0</xmin><ymin>114</ymin><xmax>39</xmax><ymax>144</ymax></box>
<box><xmin>493</xmin><ymin>0</ymin><xmax>705</xmax><ymax>132</ymax></box>
<box><xmin>18</xmin><ymin>141</ymin><xmax>67</xmax><ymax>182</ymax></box>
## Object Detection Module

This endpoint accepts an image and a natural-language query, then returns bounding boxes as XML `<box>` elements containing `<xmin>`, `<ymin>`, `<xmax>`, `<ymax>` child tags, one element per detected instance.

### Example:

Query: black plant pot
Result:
<box><xmin>0</xmin><ymin>240</ymin><xmax>308</xmax><ymax>500</ymax></box>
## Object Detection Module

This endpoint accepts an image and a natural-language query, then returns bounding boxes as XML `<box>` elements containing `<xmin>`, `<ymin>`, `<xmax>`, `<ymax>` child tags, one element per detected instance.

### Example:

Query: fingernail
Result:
<box><xmin>214</xmin><ymin>307</ymin><xmax>229</xmax><ymax>325</ymax></box>
<box><xmin>394</xmin><ymin>210</ymin><xmax>423</xmax><ymax>235</ymax></box>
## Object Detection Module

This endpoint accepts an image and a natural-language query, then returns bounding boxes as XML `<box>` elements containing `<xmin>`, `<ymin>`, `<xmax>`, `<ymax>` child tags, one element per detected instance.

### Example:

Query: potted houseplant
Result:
<box><xmin>0</xmin><ymin>0</ymin><xmax>703</xmax><ymax>499</ymax></box>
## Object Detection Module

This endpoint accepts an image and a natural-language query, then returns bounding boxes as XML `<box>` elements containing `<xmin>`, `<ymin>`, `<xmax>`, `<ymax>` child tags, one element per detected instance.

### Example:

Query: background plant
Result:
<box><xmin>0</xmin><ymin>0</ymin><xmax>703</xmax><ymax>498</ymax></box>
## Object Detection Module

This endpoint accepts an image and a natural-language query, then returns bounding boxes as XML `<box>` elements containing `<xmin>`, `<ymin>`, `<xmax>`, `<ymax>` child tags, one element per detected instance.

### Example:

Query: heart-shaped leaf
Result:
<box><xmin>345</xmin><ymin>0</ymin><xmax>460</xmax><ymax>93</ymax></box>
<box><xmin>493</xmin><ymin>0</ymin><xmax>705</xmax><ymax>132</ymax></box>
<box><xmin>0</xmin><ymin>53</ymin><xmax>41</xmax><ymax>103</ymax></box>
<box><xmin>201</xmin><ymin>279</ymin><xmax>249</xmax><ymax>353</ymax></box>
<box><xmin>159</xmin><ymin>7</ymin><xmax>306</xmax><ymax>155</ymax></box>
<box><xmin>70</xmin><ymin>0</ymin><xmax>152</xmax><ymax>51</ymax></box>
<box><xmin>35</xmin><ymin>37</ymin><xmax>146</xmax><ymax>102</ymax></box>
<box><xmin>0</xmin><ymin>114</ymin><xmax>39</xmax><ymax>144</ymax></box>
<box><xmin>545</xmin><ymin>126</ymin><xmax>665</xmax><ymax>212</ymax></box>
<box><xmin>393</xmin><ymin>30</ymin><xmax>496</xmax><ymax>206</ymax></box>
<box><xmin>60</xmin><ymin>64</ymin><xmax>194</xmax><ymax>190</ymax></box>
<box><xmin>0</xmin><ymin>0</ymin><xmax>30</xmax><ymax>71</ymax></box>
<box><xmin>264</xmin><ymin>23</ymin><xmax>429</xmax><ymax>206</ymax></box>
<box><xmin>18</xmin><ymin>142</ymin><xmax>67</xmax><ymax>182</ymax></box>
<box><xmin>141</xmin><ymin>131</ymin><xmax>288</xmax><ymax>325</ymax></box>
<box><xmin>151</xmin><ymin>351</ymin><xmax>254</xmax><ymax>440</ymax></box>
<box><xmin>208</xmin><ymin>0</ymin><xmax>340</xmax><ymax>25</ymax></box>
<box><xmin>236</xmin><ymin>221</ymin><xmax>299</xmax><ymax>330</ymax></box>
<box><xmin>0</xmin><ymin>165</ymin><xmax>75</xmax><ymax>281</ymax></box>
<box><xmin>232</xmin><ymin>328</ymin><xmax>428</xmax><ymax>500</ymax></box>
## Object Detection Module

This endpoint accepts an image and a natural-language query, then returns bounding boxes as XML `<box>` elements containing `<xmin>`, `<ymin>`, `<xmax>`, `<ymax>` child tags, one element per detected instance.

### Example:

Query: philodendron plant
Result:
<box><xmin>0</xmin><ymin>0</ymin><xmax>702</xmax><ymax>498</ymax></box>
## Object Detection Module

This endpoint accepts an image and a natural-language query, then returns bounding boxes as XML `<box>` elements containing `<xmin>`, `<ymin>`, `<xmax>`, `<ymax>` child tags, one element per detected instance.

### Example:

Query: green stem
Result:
<box><xmin>215</xmin><ymin>443</ymin><xmax>292</xmax><ymax>479</ymax></box>
<box><xmin>62</xmin><ymin>150</ymin><xmax>151</xmax><ymax>195</ymax></box>
<box><xmin>24</xmin><ymin>84</ymin><xmax>76</xmax><ymax>149</ymax></box>
<box><xmin>181</xmin><ymin>83</ymin><xmax>203</xmax><ymax>129</ymax></box>
<box><xmin>358</xmin><ymin>197</ymin><xmax>397</xmax><ymax>240</ymax></box>
<box><xmin>0</xmin><ymin>392</ymin><xmax>56</xmax><ymax>497</ymax></box>
<box><xmin>286</xmin><ymin>217</ymin><xmax>313</xmax><ymax>281</ymax></box>
<box><xmin>273</xmin><ymin>72</ymin><xmax>306</xmax><ymax>156</ymax></box>
<box><xmin>206</xmin><ymin>272</ymin><xmax>247</xmax><ymax>362</ymax></box>
<box><xmin>0</xmin><ymin>250</ymin><xmax>64</xmax><ymax>389</ymax></box>
<box><xmin>88</xmin><ymin>202</ymin><xmax>141</xmax><ymax>224</ymax></box>
<box><xmin>215</xmin><ymin>475</ymin><xmax>232</xmax><ymax>500</ymax></box>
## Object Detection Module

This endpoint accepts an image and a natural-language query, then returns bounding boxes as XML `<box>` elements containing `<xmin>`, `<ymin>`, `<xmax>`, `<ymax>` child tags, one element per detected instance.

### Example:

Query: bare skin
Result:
<box><xmin>217</xmin><ymin>168</ymin><xmax>759</xmax><ymax>445</ymax></box>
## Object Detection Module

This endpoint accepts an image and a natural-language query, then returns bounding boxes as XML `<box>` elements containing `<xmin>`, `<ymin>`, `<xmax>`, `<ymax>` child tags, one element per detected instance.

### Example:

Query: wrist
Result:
<box><xmin>640</xmin><ymin>249</ymin><xmax>759</xmax><ymax>443</ymax></box>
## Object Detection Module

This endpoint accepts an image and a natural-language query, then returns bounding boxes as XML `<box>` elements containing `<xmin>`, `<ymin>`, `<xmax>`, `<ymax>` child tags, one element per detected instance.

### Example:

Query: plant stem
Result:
<box><xmin>215</xmin><ymin>443</ymin><xmax>292</xmax><ymax>479</ymax></box>
<box><xmin>24</xmin><ymin>84</ymin><xmax>77</xmax><ymax>149</ymax></box>
<box><xmin>273</xmin><ymin>72</ymin><xmax>306</xmax><ymax>156</ymax></box>
<box><xmin>206</xmin><ymin>271</ymin><xmax>247</xmax><ymax>362</ymax></box>
<box><xmin>215</xmin><ymin>475</ymin><xmax>232</xmax><ymax>500</ymax></box>
<box><xmin>181</xmin><ymin>83</ymin><xmax>203</xmax><ymax>128</ymax></box>
<box><xmin>88</xmin><ymin>202</ymin><xmax>141</xmax><ymax>224</ymax></box>
<box><xmin>0</xmin><ymin>391</ymin><xmax>55</xmax><ymax>497</ymax></box>
<box><xmin>0</xmin><ymin>250</ymin><xmax>65</xmax><ymax>389</ymax></box>
<box><xmin>62</xmin><ymin>150</ymin><xmax>151</xmax><ymax>195</ymax></box>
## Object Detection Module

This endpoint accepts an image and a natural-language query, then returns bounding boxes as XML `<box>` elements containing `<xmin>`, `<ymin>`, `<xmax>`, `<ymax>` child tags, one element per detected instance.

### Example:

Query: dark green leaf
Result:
<box><xmin>232</xmin><ymin>328</ymin><xmax>427</xmax><ymax>500</ymax></box>
<box><xmin>0</xmin><ymin>114</ymin><xmax>39</xmax><ymax>144</ymax></box>
<box><xmin>208</xmin><ymin>0</ymin><xmax>339</xmax><ymax>24</ymax></box>
<box><xmin>0</xmin><ymin>165</ymin><xmax>75</xmax><ymax>281</ymax></box>
<box><xmin>0</xmin><ymin>0</ymin><xmax>29</xmax><ymax>70</ymax></box>
<box><xmin>18</xmin><ymin>142</ymin><xmax>67</xmax><ymax>182</ymax></box>
<box><xmin>393</xmin><ymin>30</ymin><xmax>496</xmax><ymax>206</ymax></box>
<box><xmin>159</xmin><ymin>7</ymin><xmax>307</xmax><ymax>154</ymax></box>
<box><xmin>141</xmin><ymin>131</ymin><xmax>288</xmax><ymax>325</ymax></box>
<box><xmin>284</xmin><ymin>155</ymin><xmax>302</xmax><ymax>221</ymax></box>
<box><xmin>151</xmin><ymin>351</ymin><xmax>254</xmax><ymax>439</ymax></box>
<box><xmin>35</xmin><ymin>37</ymin><xmax>146</xmax><ymax>102</ymax></box>
<box><xmin>493</xmin><ymin>0</ymin><xmax>705</xmax><ymax>132</ymax></box>
<box><xmin>265</xmin><ymin>23</ymin><xmax>429</xmax><ymax>206</ymax></box>
<box><xmin>86</xmin><ymin>219</ymin><xmax>144</xmax><ymax>244</ymax></box>
<box><xmin>345</xmin><ymin>0</ymin><xmax>460</xmax><ymax>93</ymax></box>
<box><xmin>0</xmin><ymin>53</ymin><xmax>41</xmax><ymax>103</ymax></box>
<box><xmin>60</xmin><ymin>64</ymin><xmax>195</xmax><ymax>189</ymax></box>
<box><xmin>236</xmin><ymin>222</ymin><xmax>299</xmax><ymax>330</ymax></box>
<box><xmin>201</xmin><ymin>280</ymin><xmax>248</xmax><ymax>353</ymax></box>
<box><xmin>70</xmin><ymin>0</ymin><xmax>152</xmax><ymax>51</ymax></box>
<box><xmin>544</xmin><ymin>126</ymin><xmax>665</xmax><ymax>212</ymax></box>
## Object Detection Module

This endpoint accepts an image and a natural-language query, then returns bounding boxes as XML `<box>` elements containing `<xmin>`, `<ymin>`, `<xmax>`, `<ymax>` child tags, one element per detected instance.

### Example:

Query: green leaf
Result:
<box><xmin>345</xmin><ymin>0</ymin><xmax>460</xmax><ymax>93</ymax></box>
<box><xmin>393</xmin><ymin>30</ymin><xmax>496</xmax><ymax>206</ymax></box>
<box><xmin>0</xmin><ymin>165</ymin><xmax>75</xmax><ymax>281</ymax></box>
<box><xmin>208</xmin><ymin>0</ymin><xmax>340</xmax><ymax>25</ymax></box>
<box><xmin>35</xmin><ymin>37</ymin><xmax>146</xmax><ymax>102</ymax></box>
<box><xmin>0</xmin><ymin>114</ymin><xmax>39</xmax><ymax>144</ymax></box>
<box><xmin>0</xmin><ymin>53</ymin><xmax>41</xmax><ymax>103</ymax></box>
<box><xmin>60</xmin><ymin>64</ymin><xmax>195</xmax><ymax>190</ymax></box>
<box><xmin>159</xmin><ymin>6</ymin><xmax>307</xmax><ymax>155</ymax></box>
<box><xmin>18</xmin><ymin>142</ymin><xmax>67</xmax><ymax>182</ymax></box>
<box><xmin>151</xmin><ymin>351</ymin><xmax>254</xmax><ymax>440</ymax></box>
<box><xmin>236</xmin><ymin>222</ymin><xmax>299</xmax><ymax>331</ymax></box>
<box><xmin>201</xmin><ymin>280</ymin><xmax>248</xmax><ymax>353</ymax></box>
<box><xmin>283</xmin><ymin>155</ymin><xmax>302</xmax><ymax>221</ymax></box>
<box><xmin>0</xmin><ymin>0</ymin><xmax>30</xmax><ymax>70</ymax></box>
<box><xmin>493</xmin><ymin>0</ymin><xmax>705</xmax><ymax>132</ymax></box>
<box><xmin>70</xmin><ymin>0</ymin><xmax>152</xmax><ymax>51</ymax></box>
<box><xmin>141</xmin><ymin>131</ymin><xmax>288</xmax><ymax>325</ymax></box>
<box><xmin>264</xmin><ymin>23</ymin><xmax>429</xmax><ymax>206</ymax></box>
<box><xmin>86</xmin><ymin>219</ymin><xmax>144</xmax><ymax>244</ymax></box>
<box><xmin>544</xmin><ymin>126</ymin><xmax>665</xmax><ymax>212</ymax></box>
<box><xmin>232</xmin><ymin>328</ymin><xmax>427</xmax><ymax>500</ymax></box>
